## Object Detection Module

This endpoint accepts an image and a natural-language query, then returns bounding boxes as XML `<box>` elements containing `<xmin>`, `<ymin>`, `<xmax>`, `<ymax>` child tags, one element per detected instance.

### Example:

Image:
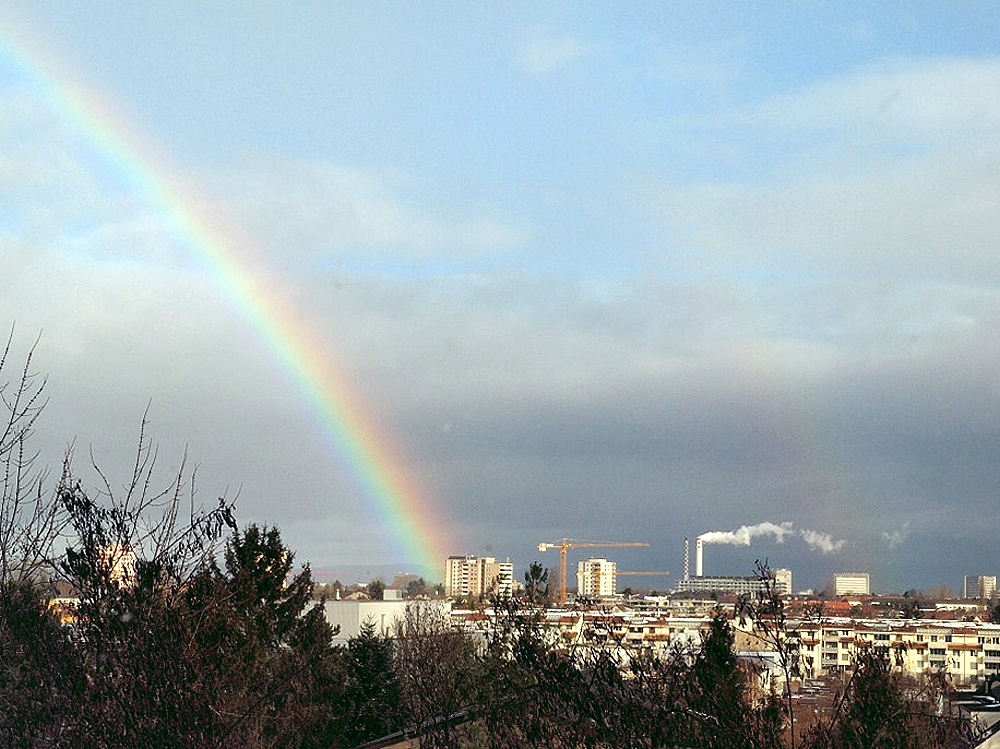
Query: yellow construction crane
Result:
<box><xmin>537</xmin><ymin>538</ymin><xmax>649</xmax><ymax>604</ymax></box>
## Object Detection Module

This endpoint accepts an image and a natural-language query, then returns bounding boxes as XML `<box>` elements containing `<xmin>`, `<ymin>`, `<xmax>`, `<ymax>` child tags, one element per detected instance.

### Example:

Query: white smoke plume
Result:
<box><xmin>699</xmin><ymin>522</ymin><xmax>847</xmax><ymax>555</ymax></box>
<box><xmin>882</xmin><ymin>522</ymin><xmax>911</xmax><ymax>550</ymax></box>
<box><xmin>799</xmin><ymin>529</ymin><xmax>847</xmax><ymax>555</ymax></box>
<box><xmin>698</xmin><ymin>522</ymin><xmax>794</xmax><ymax>546</ymax></box>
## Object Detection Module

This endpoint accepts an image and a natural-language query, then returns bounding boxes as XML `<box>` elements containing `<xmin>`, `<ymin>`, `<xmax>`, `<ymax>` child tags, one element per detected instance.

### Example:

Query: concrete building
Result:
<box><xmin>481</xmin><ymin>557</ymin><xmax>514</xmax><ymax>598</ymax></box>
<box><xmin>964</xmin><ymin>575</ymin><xmax>997</xmax><ymax>600</ymax></box>
<box><xmin>777</xmin><ymin>617</ymin><xmax>1000</xmax><ymax>687</ymax></box>
<box><xmin>774</xmin><ymin>568</ymin><xmax>793</xmax><ymax>594</ymax></box>
<box><xmin>322</xmin><ymin>599</ymin><xmax>452</xmax><ymax>644</ymax></box>
<box><xmin>322</xmin><ymin>599</ymin><xmax>409</xmax><ymax>643</ymax></box>
<box><xmin>676</xmin><ymin>569</ymin><xmax>792</xmax><ymax>597</ymax></box>
<box><xmin>445</xmin><ymin>556</ymin><xmax>476</xmax><ymax>597</ymax></box>
<box><xmin>450</xmin><ymin>601</ymin><xmax>1000</xmax><ymax>690</ymax></box>
<box><xmin>445</xmin><ymin>555</ymin><xmax>513</xmax><ymax>599</ymax></box>
<box><xmin>577</xmin><ymin>558</ymin><xmax>617</xmax><ymax>598</ymax></box>
<box><xmin>100</xmin><ymin>544</ymin><xmax>137</xmax><ymax>587</ymax></box>
<box><xmin>391</xmin><ymin>571</ymin><xmax>421</xmax><ymax>590</ymax></box>
<box><xmin>833</xmin><ymin>572</ymin><xmax>870</xmax><ymax>596</ymax></box>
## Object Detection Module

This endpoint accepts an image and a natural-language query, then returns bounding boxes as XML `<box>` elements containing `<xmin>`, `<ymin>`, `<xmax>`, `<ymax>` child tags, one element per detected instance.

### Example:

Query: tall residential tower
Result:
<box><xmin>445</xmin><ymin>555</ymin><xmax>513</xmax><ymax>599</ymax></box>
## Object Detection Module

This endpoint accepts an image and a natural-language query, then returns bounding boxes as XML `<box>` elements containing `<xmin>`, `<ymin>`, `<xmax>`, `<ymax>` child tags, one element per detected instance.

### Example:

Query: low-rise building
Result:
<box><xmin>767</xmin><ymin>617</ymin><xmax>1000</xmax><ymax>687</ymax></box>
<box><xmin>676</xmin><ymin>569</ymin><xmax>791</xmax><ymax>596</ymax></box>
<box><xmin>321</xmin><ymin>599</ymin><xmax>451</xmax><ymax>643</ymax></box>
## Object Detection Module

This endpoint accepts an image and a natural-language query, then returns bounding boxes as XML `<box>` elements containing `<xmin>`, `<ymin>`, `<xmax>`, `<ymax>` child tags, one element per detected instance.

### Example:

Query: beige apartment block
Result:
<box><xmin>779</xmin><ymin>618</ymin><xmax>1000</xmax><ymax>687</ymax></box>
<box><xmin>444</xmin><ymin>555</ymin><xmax>513</xmax><ymax>599</ymax></box>
<box><xmin>577</xmin><ymin>557</ymin><xmax>617</xmax><ymax>598</ymax></box>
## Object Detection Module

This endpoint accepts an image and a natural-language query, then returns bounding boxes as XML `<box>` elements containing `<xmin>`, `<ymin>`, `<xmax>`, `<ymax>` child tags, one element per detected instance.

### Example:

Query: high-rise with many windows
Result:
<box><xmin>445</xmin><ymin>555</ymin><xmax>513</xmax><ymax>598</ymax></box>
<box><xmin>833</xmin><ymin>572</ymin><xmax>870</xmax><ymax>596</ymax></box>
<box><xmin>577</xmin><ymin>557</ymin><xmax>617</xmax><ymax>598</ymax></box>
<box><xmin>963</xmin><ymin>575</ymin><xmax>997</xmax><ymax>600</ymax></box>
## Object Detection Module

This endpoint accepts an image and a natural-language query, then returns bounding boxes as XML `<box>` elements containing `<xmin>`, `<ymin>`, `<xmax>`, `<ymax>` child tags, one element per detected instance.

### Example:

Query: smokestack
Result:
<box><xmin>683</xmin><ymin>537</ymin><xmax>690</xmax><ymax>581</ymax></box>
<box><xmin>696</xmin><ymin>537</ymin><xmax>704</xmax><ymax>578</ymax></box>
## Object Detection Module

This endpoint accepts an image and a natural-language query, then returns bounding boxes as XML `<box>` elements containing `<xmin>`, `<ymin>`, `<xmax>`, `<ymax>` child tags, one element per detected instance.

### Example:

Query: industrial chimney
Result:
<box><xmin>696</xmin><ymin>537</ymin><xmax>704</xmax><ymax>578</ymax></box>
<box><xmin>683</xmin><ymin>537</ymin><xmax>690</xmax><ymax>581</ymax></box>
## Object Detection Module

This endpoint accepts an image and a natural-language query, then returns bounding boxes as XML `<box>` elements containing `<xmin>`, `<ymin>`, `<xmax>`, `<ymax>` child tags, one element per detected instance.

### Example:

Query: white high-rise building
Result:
<box><xmin>577</xmin><ymin>557</ymin><xmax>617</xmax><ymax>598</ymax></box>
<box><xmin>963</xmin><ymin>575</ymin><xmax>997</xmax><ymax>600</ymax></box>
<box><xmin>445</xmin><ymin>555</ymin><xmax>513</xmax><ymax>599</ymax></box>
<box><xmin>773</xmin><ymin>568</ymin><xmax>793</xmax><ymax>595</ymax></box>
<box><xmin>833</xmin><ymin>572</ymin><xmax>870</xmax><ymax>596</ymax></box>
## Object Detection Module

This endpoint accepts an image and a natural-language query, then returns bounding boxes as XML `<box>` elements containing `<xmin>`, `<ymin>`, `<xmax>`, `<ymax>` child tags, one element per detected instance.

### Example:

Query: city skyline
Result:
<box><xmin>2</xmin><ymin>4</ymin><xmax>1000</xmax><ymax>592</ymax></box>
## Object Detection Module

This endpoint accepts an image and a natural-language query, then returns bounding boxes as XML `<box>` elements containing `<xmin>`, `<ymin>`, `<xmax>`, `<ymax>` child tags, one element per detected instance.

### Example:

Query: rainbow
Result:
<box><xmin>0</xmin><ymin>20</ymin><xmax>448</xmax><ymax>578</ymax></box>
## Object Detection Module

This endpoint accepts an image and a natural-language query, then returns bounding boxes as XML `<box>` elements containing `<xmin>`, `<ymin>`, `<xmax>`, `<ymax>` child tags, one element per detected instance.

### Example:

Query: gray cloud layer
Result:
<box><xmin>1</xmin><ymin>14</ymin><xmax>999</xmax><ymax>593</ymax></box>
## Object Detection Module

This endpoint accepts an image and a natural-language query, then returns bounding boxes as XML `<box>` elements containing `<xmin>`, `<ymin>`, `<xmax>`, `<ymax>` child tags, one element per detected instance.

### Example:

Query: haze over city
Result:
<box><xmin>1</xmin><ymin>3</ymin><xmax>999</xmax><ymax>594</ymax></box>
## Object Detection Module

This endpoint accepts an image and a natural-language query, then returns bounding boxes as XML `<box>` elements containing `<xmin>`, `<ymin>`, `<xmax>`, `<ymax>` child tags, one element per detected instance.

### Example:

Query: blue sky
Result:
<box><xmin>2</xmin><ymin>3</ymin><xmax>1000</xmax><ymax>593</ymax></box>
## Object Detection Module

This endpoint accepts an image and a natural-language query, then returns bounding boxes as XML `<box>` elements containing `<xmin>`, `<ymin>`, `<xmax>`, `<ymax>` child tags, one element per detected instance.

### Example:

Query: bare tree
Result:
<box><xmin>59</xmin><ymin>409</ymin><xmax>236</xmax><ymax>598</ymax></box>
<box><xmin>393</xmin><ymin>601</ymin><xmax>481</xmax><ymax>748</ymax></box>
<box><xmin>0</xmin><ymin>329</ymin><xmax>65</xmax><ymax>586</ymax></box>
<box><xmin>736</xmin><ymin>559</ymin><xmax>804</xmax><ymax>749</ymax></box>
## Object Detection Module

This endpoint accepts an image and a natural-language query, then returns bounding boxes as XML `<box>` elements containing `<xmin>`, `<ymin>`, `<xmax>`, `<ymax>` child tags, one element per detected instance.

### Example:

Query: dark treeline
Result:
<box><xmin>0</xmin><ymin>338</ymin><xmax>982</xmax><ymax>748</ymax></box>
<box><xmin>0</xmin><ymin>534</ymin><xmax>977</xmax><ymax>748</ymax></box>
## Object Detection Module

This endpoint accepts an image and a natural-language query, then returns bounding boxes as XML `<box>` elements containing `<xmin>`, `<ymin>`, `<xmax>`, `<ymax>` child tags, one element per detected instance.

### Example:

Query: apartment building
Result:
<box><xmin>833</xmin><ymin>572</ymin><xmax>870</xmax><ymax>596</ymax></box>
<box><xmin>779</xmin><ymin>618</ymin><xmax>1000</xmax><ymax>687</ymax></box>
<box><xmin>964</xmin><ymin>575</ymin><xmax>997</xmax><ymax>600</ymax></box>
<box><xmin>444</xmin><ymin>555</ymin><xmax>514</xmax><ymax>599</ymax></box>
<box><xmin>450</xmin><ymin>597</ymin><xmax>1000</xmax><ymax>690</ymax></box>
<box><xmin>577</xmin><ymin>557</ymin><xmax>617</xmax><ymax>598</ymax></box>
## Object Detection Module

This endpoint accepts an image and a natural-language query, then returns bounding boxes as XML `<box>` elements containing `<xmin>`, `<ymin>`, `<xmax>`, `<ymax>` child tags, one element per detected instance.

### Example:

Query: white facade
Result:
<box><xmin>321</xmin><ymin>599</ymin><xmax>452</xmax><ymax>643</ymax></box>
<box><xmin>833</xmin><ymin>572</ymin><xmax>870</xmax><ymax>596</ymax></box>
<box><xmin>445</xmin><ymin>555</ymin><xmax>514</xmax><ymax>598</ymax></box>
<box><xmin>964</xmin><ymin>575</ymin><xmax>997</xmax><ymax>600</ymax></box>
<box><xmin>675</xmin><ymin>569</ymin><xmax>791</xmax><ymax>596</ymax></box>
<box><xmin>774</xmin><ymin>568</ymin><xmax>793</xmax><ymax>594</ymax></box>
<box><xmin>784</xmin><ymin>618</ymin><xmax>1000</xmax><ymax>687</ymax></box>
<box><xmin>450</xmin><ymin>603</ymin><xmax>1000</xmax><ymax>690</ymax></box>
<box><xmin>322</xmin><ymin>599</ymin><xmax>409</xmax><ymax>643</ymax></box>
<box><xmin>577</xmin><ymin>557</ymin><xmax>617</xmax><ymax>598</ymax></box>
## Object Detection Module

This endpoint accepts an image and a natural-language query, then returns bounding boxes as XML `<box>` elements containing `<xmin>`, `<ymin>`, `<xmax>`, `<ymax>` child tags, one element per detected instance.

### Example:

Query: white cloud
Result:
<box><xmin>799</xmin><ymin>529</ymin><xmax>847</xmax><ymax>555</ymax></box>
<box><xmin>518</xmin><ymin>30</ymin><xmax>591</xmax><ymax>75</ymax></box>
<box><xmin>216</xmin><ymin>159</ymin><xmax>530</xmax><ymax>265</ymax></box>
<box><xmin>883</xmin><ymin>522</ymin><xmax>911</xmax><ymax>549</ymax></box>
<box><xmin>650</xmin><ymin>58</ymin><xmax>1000</xmax><ymax>288</ymax></box>
<box><xmin>748</xmin><ymin>57</ymin><xmax>1000</xmax><ymax>145</ymax></box>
